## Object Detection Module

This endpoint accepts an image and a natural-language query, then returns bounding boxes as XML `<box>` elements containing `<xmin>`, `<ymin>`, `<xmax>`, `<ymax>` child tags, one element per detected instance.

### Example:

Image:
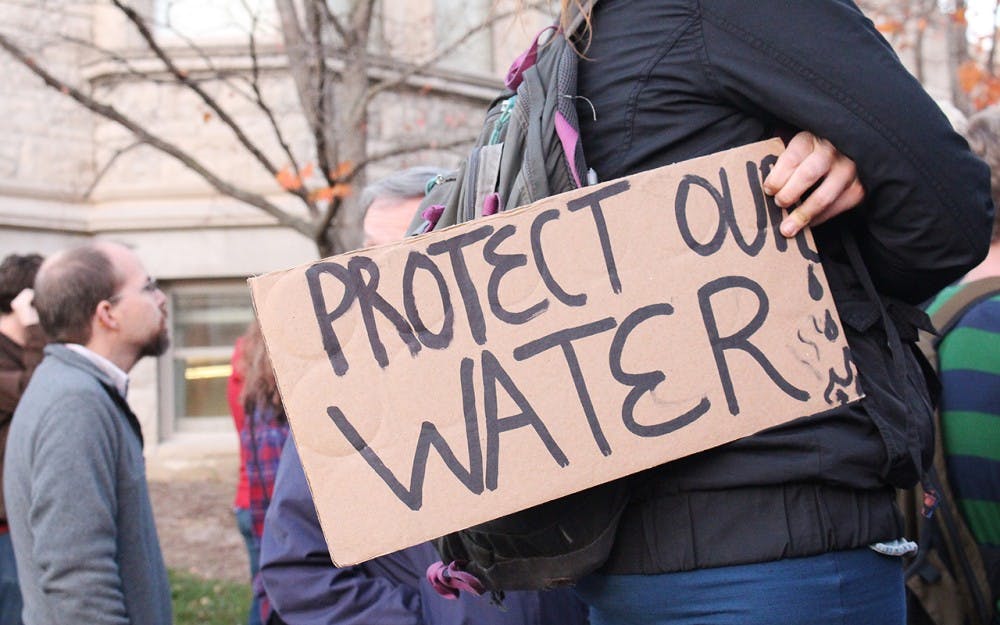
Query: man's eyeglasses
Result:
<box><xmin>107</xmin><ymin>277</ymin><xmax>160</xmax><ymax>305</ymax></box>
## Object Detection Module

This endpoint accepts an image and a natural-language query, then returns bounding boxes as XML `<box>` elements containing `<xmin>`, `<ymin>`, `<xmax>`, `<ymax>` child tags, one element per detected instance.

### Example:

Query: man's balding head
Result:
<box><xmin>34</xmin><ymin>244</ymin><xmax>121</xmax><ymax>344</ymax></box>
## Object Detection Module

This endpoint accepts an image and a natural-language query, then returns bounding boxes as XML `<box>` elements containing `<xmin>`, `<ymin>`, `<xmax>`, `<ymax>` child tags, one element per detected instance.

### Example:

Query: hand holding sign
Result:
<box><xmin>764</xmin><ymin>131</ymin><xmax>866</xmax><ymax>237</ymax></box>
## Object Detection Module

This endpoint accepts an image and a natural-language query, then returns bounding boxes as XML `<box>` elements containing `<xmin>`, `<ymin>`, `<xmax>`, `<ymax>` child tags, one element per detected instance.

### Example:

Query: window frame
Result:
<box><xmin>158</xmin><ymin>279</ymin><xmax>254</xmax><ymax>438</ymax></box>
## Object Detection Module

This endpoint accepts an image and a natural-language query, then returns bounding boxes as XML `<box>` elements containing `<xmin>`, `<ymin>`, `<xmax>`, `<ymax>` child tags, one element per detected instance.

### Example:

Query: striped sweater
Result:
<box><xmin>926</xmin><ymin>287</ymin><xmax>1000</xmax><ymax>554</ymax></box>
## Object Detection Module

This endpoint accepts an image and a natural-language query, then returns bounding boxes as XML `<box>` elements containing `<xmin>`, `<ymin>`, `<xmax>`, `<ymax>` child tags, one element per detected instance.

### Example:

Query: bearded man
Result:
<box><xmin>4</xmin><ymin>241</ymin><xmax>172</xmax><ymax>625</ymax></box>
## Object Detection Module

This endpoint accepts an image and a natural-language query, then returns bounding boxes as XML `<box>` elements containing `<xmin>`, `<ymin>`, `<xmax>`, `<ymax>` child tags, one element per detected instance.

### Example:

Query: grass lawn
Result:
<box><xmin>170</xmin><ymin>569</ymin><xmax>252</xmax><ymax>625</ymax></box>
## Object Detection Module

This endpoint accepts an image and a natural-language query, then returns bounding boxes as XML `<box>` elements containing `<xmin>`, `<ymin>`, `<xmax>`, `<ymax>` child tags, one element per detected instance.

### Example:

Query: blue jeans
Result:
<box><xmin>235</xmin><ymin>507</ymin><xmax>262</xmax><ymax>625</ymax></box>
<box><xmin>574</xmin><ymin>547</ymin><xmax>905</xmax><ymax>625</ymax></box>
<box><xmin>0</xmin><ymin>532</ymin><xmax>22</xmax><ymax>625</ymax></box>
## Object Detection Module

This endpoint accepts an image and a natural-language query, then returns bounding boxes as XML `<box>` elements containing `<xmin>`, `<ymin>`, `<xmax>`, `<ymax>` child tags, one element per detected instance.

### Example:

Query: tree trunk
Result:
<box><xmin>948</xmin><ymin>0</ymin><xmax>972</xmax><ymax>112</ymax></box>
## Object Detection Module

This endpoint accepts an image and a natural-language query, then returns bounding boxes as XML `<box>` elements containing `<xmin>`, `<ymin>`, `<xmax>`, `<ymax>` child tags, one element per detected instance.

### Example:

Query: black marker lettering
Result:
<box><xmin>514</xmin><ymin>317</ymin><xmax>618</xmax><ymax>456</ymax></box>
<box><xmin>402</xmin><ymin>250</ymin><xmax>454</xmax><ymax>350</ymax></box>
<box><xmin>698</xmin><ymin>276</ymin><xmax>809</xmax><ymax>415</ymax></box>
<box><xmin>484</xmin><ymin>224</ymin><xmax>549</xmax><ymax>325</ymax></box>
<box><xmin>566</xmin><ymin>180</ymin><xmax>629</xmax><ymax>294</ymax></box>
<box><xmin>676</xmin><ymin>171</ymin><xmax>729</xmax><ymax>256</ymax></box>
<box><xmin>427</xmin><ymin>226</ymin><xmax>494</xmax><ymax>345</ymax></box>
<box><xmin>759</xmin><ymin>155</ymin><xmax>789</xmax><ymax>254</ymax></box>
<box><xmin>348</xmin><ymin>256</ymin><xmax>420</xmax><ymax>368</ymax></box>
<box><xmin>734</xmin><ymin>161</ymin><xmax>769</xmax><ymax>256</ymax></box>
<box><xmin>759</xmin><ymin>155</ymin><xmax>820</xmax><ymax>262</ymax></box>
<box><xmin>610</xmin><ymin>303</ymin><xmax>710</xmax><ymax>436</ymax></box>
<box><xmin>305</xmin><ymin>262</ymin><xmax>355</xmax><ymax>376</ymax></box>
<box><xmin>326</xmin><ymin>359</ymin><xmax>484</xmax><ymax>511</ymax></box>
<box><xmin>482</xmin><ymin>349</ymin><xmax>568</xmax><ymax>490</ymax></box>
<box><xmin>530</xmin><ymin>209</ymin><xmax>586</xmax><ymax>307</ymax></box>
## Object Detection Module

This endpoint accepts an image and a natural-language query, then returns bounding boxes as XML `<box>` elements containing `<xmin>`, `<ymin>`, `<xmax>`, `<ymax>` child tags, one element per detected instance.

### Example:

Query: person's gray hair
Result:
<box><xmin>358</xmin><ymin>166</ymin><xmax>449</xmax><ymax>213</ymax></box>
<box><xmin>965</xmin><ymin>105</ymin><xmax>1000</xmax><ymax>241</ymax></box>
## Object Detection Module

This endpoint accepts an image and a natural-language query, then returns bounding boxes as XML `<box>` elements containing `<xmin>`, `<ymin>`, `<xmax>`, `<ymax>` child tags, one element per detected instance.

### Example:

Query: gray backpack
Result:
<box><xmin>407</xmin><ymin>8</ymin><xmax>592</xmax><ymax>237</ymax></box>
<box><xmin>409</xmin><ymin>4</ymin><xmax>636</xmax><ymax>599</ymax></box>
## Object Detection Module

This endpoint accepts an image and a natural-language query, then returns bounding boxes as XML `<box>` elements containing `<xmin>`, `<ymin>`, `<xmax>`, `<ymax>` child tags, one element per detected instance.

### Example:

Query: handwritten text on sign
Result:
<box><xmin>249</xmin><ymin>140</ymin><xmax>861</xmax><ymax>565</ymax></box>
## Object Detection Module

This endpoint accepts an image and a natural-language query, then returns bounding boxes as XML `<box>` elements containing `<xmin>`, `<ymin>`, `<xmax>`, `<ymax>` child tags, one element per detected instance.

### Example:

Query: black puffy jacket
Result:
<box><xmin>575</xmin><ymin>0</ymin><xmax>995</xmax><ymax>573</ymax></box>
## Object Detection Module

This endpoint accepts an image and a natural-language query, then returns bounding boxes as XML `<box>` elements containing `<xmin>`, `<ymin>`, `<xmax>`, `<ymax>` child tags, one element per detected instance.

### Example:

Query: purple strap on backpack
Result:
<box><xmin>554</xmin><ymin>112</ymin><xmax>583</xmax><ymax>188</ymax></box>
<box><xmin>482</xmin><ymin>193</ymin><xmax>501</xmax><ymax>216</ymax></box>
<box><xmin>420</xmin><ymin>204</ymin><xmax>446</xmax><ymax>233</ymax></box>
<box><xmin>426</xmin><ymin>560</ymin><xmax>487</xmax><ymax>599</ymax></box>
<box><xmin>505</xmin><ymin>25</ymin><xmax>557</xmax><ymax>90</ymax></box>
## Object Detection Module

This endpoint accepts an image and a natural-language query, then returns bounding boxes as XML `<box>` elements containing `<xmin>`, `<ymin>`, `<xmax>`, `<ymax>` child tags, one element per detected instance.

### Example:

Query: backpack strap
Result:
<box><xmin>918</xmin><ymin>276</ymin><xmax>1000</xmax><ymax>369</ymax></box>
<box><xmin>505</xmin><ymin>0</ymin><xmax>597</xmax><ymax>92</ymax></box>
<box><xmin>840</xmin><ymin>230</ymin><xmax>930</xmax><ymax>477</ymax></box>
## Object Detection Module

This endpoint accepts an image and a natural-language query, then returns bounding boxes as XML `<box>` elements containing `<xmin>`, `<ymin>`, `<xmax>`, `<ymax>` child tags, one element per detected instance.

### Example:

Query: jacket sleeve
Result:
<box><xmin>258</xmin><ymin>438</ymin><xmax>425</xmax><ymax>625</ymax></box>
<box><xmin>697</xmin><ymin>0</ymin><xmax>994</xmax><ymax>303</ymax></box>
<box><xmin>28</xmin><ymin>392</ymin><xmax>130</xmax><ymax>625</ymax></box>
<box><xmin>0</xmin><ymin>325</ymin><xmax>46</xmax><ymax>416</ymax></box>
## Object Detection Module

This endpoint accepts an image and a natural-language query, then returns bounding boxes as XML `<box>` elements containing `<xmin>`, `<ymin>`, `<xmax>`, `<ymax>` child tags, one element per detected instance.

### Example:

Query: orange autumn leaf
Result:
<box><xmin>276</xmin><ymin>166</ymin><xmax>302</xmax><ymax>191</ymax></box>
<box><xmin>958</xmin><ymin>60</ymin><xmax>984</xmax><ymax>93</ymax></box>
<box><xmin>876</xmin><ymin>19</ymin><xmax>903</xmax><ymax>35</ymax></box>
<box><xmin>309</xmin><ymin>183</ymin><xmax>353</xmax><ymax>202</ymax></box>
<box><xmin>984</xmin><ymin>77</ymin><xmax>1000</xmax><ymax>108</ymax></box>
<box><xmin>916</xmin><ymin>17</ymin><xmax>928</xmax><ymax>32</ymax></box>
<box><xmin>202</xmin><ymin>112</ymin><xmax>212</xmax><ymax>123</ymax></box>
<box><xmin>330</xmin><ymin>161</ymin><xmax>354</xmax><ymax>181</ymax></box>
<box><xmin>300</xmin><ymin>163</ymin><xmax>315</xmax><ymax>179</ymax></box>
<box><xmin>952</xmin><ymin>7</ymin><xmax>967</xmax><ymax>25</ymax></box>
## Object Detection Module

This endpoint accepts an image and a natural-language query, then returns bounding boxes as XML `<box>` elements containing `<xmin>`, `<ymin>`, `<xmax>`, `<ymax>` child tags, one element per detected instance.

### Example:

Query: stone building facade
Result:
<box><xmin>0</xmin><ymin>0</ymin><xmax>548</xmax><ymax>466</ymax></box>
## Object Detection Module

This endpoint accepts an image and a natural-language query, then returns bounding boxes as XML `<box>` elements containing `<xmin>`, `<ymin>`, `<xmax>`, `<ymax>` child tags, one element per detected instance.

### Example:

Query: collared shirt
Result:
<box><xmin>64</xmin><ymin>344</ymin><xmax>129</xmax><ymax>398</ymax></box>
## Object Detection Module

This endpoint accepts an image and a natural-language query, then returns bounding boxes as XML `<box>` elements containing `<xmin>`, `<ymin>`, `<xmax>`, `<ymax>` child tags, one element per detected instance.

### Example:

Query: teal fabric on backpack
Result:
<box><xmin>406</xmin><ymin>16</ymin><xmax>591</xmax><ymax>238</ymax></box>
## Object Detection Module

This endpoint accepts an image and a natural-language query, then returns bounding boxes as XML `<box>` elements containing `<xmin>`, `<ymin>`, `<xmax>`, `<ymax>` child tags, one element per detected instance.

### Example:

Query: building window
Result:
<box><xmin>167</xmin><ymin>282</ymin><xmax>253</xmax><ymax>432</ymax></box>
<box><xmin>156</xmin><ymin>0</ymin><xmax>279</xmax><ymax>42</ymax></box>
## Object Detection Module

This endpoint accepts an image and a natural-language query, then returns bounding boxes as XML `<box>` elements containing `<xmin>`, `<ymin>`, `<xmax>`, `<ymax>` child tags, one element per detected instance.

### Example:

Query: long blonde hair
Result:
<box><xmin>558</xmin><ymin>0</ymin><xmax>594</xmax><ymax>53</ymax></box>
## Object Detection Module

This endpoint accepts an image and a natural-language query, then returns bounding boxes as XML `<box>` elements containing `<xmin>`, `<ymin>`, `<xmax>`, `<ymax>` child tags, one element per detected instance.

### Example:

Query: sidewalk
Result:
<box><xmin>147</xmin><ymin>433</ymin><xmax>249</xmax><ymax>583</ymax></box>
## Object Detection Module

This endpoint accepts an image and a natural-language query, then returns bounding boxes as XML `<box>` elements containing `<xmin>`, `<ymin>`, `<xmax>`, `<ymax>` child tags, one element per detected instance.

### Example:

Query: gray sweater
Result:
<box><xmin>4</xmin><ymin>345</ymin><xmax>171</xmax><ymax>625</ymax></box>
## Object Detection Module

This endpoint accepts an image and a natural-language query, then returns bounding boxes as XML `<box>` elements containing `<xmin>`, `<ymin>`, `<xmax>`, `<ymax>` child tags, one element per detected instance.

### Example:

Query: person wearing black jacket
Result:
<box><xmin>566</xmin><ymin>1</ymin><xmax>995</xmax><ymax>624</ymax></box>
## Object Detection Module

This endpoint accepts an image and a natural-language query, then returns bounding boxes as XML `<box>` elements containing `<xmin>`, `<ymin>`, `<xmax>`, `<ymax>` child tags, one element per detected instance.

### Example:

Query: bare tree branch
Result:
<box><xmin>82</xmin><ymin>140</ymin><xmax>143</xmax><ymax>199</ymax></box>
<box><xmin>110</xmin><ymin>0</ymin><xmax>311</xmax><ymax>204</ymax></box>
<box><xmin>134</xmin><ymin>5</ymin><xmax>275</xmax><ymax>102</ymax></box>
<box><xmin>363</xmin><ymin>1</ymin><xmax>547</xmax><ymax>105</ymax></box>
<box><xmin>307</xmin><ymin>0</ymin><xmax>336</xmax><ymax>187</ymax></box>
<box><xmin>988</xmin><ymin>0</ymin><xmax>1000</xmax><ymax>74</ymax></box>
<box><xmin>315</xmin><ymin>197</ymin><xmax>342</xmax><ymax>253</ymax></box>
<box><xmin>0</xmin><ymin>0</ymin><xmax>528</xmax><ymax>257</ymax></box>
<box><xmin>275</xmin><ymin>0</ymin><xmax>338</xmax><ymax>173</ymax></box>
<box><xmin>318</xmin><ymin>0</ymin><xmax>350</xmax><ymax>45</ymax></box>
<box><xmin>345</xmin><ymin>0</ymin><xmax>377</xmax><ymax>124</ymax></box>
<box><xmin>0</xmin><ymin>30</ymin><xmax>314</xmax><ymax>236</ymax></box>
<box><xmin>241</xmin><ymin>1</ymin><xmax>306</xmax><ymax>206</ymax></box>
<box><xmin>59</xmin><ymin>34</ymin><xmax>185</xmax><ymax>85</ymax></box>
<box><xmin>357</xmin><ymin>134</ymin><xmax>475</xmax><ymax>173</ymax></box>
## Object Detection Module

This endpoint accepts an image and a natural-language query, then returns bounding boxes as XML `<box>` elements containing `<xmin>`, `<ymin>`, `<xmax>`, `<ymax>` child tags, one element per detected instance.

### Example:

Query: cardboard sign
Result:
<box><xmin>249</xmin><ymin>139</ymin><xmax>862</xmax><ymax>565</ymax></box>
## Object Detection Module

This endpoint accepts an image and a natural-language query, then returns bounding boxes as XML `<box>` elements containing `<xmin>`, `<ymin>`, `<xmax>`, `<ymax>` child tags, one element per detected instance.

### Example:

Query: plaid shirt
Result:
<box><xmin>240</xmin><ymin>402</ymin><xmax>290</xmax><ymax>541</ymax></box>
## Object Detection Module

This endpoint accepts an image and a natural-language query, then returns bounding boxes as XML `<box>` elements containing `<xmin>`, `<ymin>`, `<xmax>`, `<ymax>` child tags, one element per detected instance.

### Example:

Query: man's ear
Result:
<box><xmin>94</xmin><ymin>300</ymin><xmax>118</xmax><ymax>331</ymax></box>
